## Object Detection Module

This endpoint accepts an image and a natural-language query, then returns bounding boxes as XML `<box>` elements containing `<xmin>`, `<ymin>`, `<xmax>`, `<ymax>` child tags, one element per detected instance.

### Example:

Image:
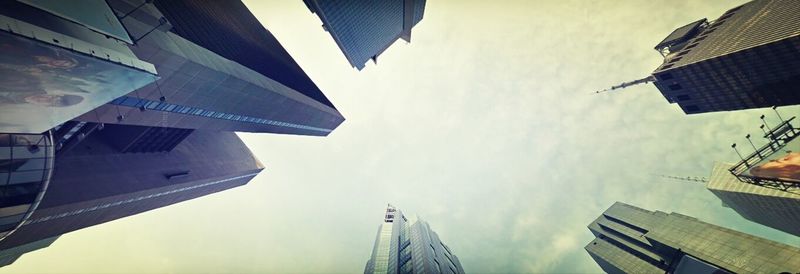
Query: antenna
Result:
<box><xmin>656</xmin><ymin>174</ymin><xmax>708</xmax><ymax>184</ymax></box>
<box><xmin>593</xmin><ymin>76</ymin><xmax>656</xmax><ymax>94</ymax></box>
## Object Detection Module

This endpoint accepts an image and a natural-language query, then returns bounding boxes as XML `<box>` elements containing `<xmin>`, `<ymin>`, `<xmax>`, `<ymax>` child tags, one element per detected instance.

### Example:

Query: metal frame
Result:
<box><xmin>729</xmin><ymin>117</ymin><xmax>800</xmax><ymax>191</ymax></box>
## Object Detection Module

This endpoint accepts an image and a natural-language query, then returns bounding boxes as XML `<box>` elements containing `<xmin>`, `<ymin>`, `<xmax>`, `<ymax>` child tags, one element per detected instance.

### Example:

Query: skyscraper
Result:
<box><xmin>598</xmin><ymin>0</ymin><xmax>800</xmax><ymax>114</ymax></box>
<box><xmin>79</xmin><ymin>0</ymin><xmax>345</xmax><ymax>136</ymax></box>
<box><xmin>704</xmin><ymin>111</ymin><xmax>800</xmax><ymax>237</ymax></box>
<box><xmin>303</xmin><ymin>0</ymin><xmax>427</xmax><ymax>70</ymax></box>
<box><xmin>707</xmin><ymin>162</ymin><xmax>800</xmax><ymax>237</ymax></box>
<box><xmin>0</xmin><ymin>128</ymin><xmax>263</xmax><ymax>267</ymax></box>
<box><xmin>586</xmin><ymin>202</ymin><xmax>800</xmax><ymax>274</ymax></box>
<box><xmin>0</xmin><ymin>0</ymin><xmax>343</xmax><ymax>267</ymax></box>
<box><xmin>364</xmin><ymin>205</ymin><xmax>464</xmax><ymax>274</ymax></box>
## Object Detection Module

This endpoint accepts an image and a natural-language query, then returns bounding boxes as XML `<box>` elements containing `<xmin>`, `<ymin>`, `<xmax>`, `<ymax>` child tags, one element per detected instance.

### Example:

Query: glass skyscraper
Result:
<box><xmin>304</xmin><ymin>0</ymin><xmax>427</xmax><ymax>70</ymax></box>
<box><xmin>586</xmin><ymin>202</ymin><xmax>800</xmax><ymax>274</ymax></box>
<box><xmin>364</xmin><ymin>205</ymin><xmax>464</xmax><ymax>274</ymax></box>
<box><xmin>650</xmin><ymin>0</ymin><xmax>800</xmax><ymax>114</ymax></box>
<box><xmin>0</xmin><ymin>0</ymin><xmax>343</xmax><ymax>267</ymax></box>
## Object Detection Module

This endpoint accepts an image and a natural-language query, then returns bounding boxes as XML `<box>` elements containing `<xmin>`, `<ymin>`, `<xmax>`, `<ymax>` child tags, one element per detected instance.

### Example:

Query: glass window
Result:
<box><xmin>13</xmin><ymin>158</ymin><xmax>46</xmax><ymax>171</ymax></box>
<box><xmin>14</xmin><ymin>135</ymin><xmax>44</xmax><ymax>146</ymax></box>
<box><xmin>0</xmin><ymin>135</ymin><xmax>9</xmax><ymax>146</ymax></box>
<box><xmin>0</xmin><ymin>204</ymin><xmax>30</xmax><ymax>218</ymax></box>
<box><xmin>145</xmin><ymin>101</ymin><xmax>159</xmax><ymax>109</ymax></box>
<box><xmin>0</xmin><ymin>173</ymin><xmax>7</xmax><ymax>185</ymax></box>
<box><xmin>9</xmin><ymin>170</ymin><xmax>44</xmax><ymax>185</ymax></box>
<box><xmin>0</xmin><ymin>147</ymin><xmax>10</xmax><ymax>160</ymax></box>
<box><xmin>12</xmin><ymin>147</ymin><xmax>46</xmax><ymax>159</ymax></box>
<box><xmin>0</xmin><ymin>214</ymin><xmax>24</xmax><ymax>226</ymax></box>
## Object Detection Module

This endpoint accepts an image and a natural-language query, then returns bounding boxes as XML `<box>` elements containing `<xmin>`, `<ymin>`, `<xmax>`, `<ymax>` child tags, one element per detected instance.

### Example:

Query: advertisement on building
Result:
<box><xmin>0</xmin><ymin>31</ymin><xmax>155</xmax><ymax>134</ymax></box>
<box><xmin>748</xmin><ymin>137</ymin><xmax>800</xmax><ymax>183</ymax></box>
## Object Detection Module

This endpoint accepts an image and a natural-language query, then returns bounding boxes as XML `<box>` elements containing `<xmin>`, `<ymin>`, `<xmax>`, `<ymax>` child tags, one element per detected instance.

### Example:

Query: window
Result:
<box><xmin>676</xmin><ymin>95</ymin><xmax>691</xmax><ymax>101</ymax></box>
<box><xmin>669</xmin><ymin>84</ymin><xmax>683</xmax><ymax>91</ymax></box>
<box><xmin>658</xmin><ymin>73</ymin><xmax>674</xmax><ymax>81</ymax></box>
<box><xmin>685</xmin><ymin>105</ymin><xmax>700</xmax><ymax>112</ymax></box>
<box><xmin>693</xmin><ymin>36</ymin><xmax>707</xmax><ymax>43</ymax></box>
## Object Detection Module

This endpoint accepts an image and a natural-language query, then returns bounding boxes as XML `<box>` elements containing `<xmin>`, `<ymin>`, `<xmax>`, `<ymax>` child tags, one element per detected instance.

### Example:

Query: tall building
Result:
<box><xmin>704</xmin><ymin>112</ymin><xmax>800</xmax><ymax>237</ymax></box>
<box><xmin>364</xmin><ymin>205</ymin><xmax>464</xmax><ymax>274</ymax></box>
<box><xmin>79</xmin><ymin>0</ymin><xmax>345</xmax><ymax>136</ymax></box>
<box><xmin>0</xmin><ymin>0</ymin><xmax>343</xmax><ymax>268</ymax></box>
<box><xmin>586</xmin><ymin>202</ymin><xmax>800</xmax><ymax>274</ymax></box>
<box><xmin>707</xmin><ymin>162</ymin><xmax>800</xmax><ymax>237</ymax></box>
<box><xmin>304</xmin><ymin>0</ymin><xmax>427</xmax><ymax>70</ymax></box>
<box><xmin>0</xmin><ymin>129</ymin><xmax>263</xmax><ymax>267</ymax></box>
<box><xmin>598</xmin><ymin>0</ymin><xmax>800</xmax><ymax>114</ymax></box>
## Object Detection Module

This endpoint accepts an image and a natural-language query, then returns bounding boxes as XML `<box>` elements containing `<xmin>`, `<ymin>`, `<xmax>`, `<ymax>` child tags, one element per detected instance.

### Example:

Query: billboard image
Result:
<box><xmin>748</xmin><ymin>137</ymin><xmax>800</xmax><ymax>183</ymax></box>
<box><xmin>0</xmin><ymin>31</ymin><xmax>156</xmax><ymax>134</ymax></box>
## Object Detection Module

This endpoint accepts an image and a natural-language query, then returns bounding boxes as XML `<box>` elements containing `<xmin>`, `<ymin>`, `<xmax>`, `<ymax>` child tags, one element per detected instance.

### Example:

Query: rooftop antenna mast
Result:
<box><xmin>656</xmin><ymin>174</ymin><xmax>708</xmax><ymax>184</ymax></box>
<box><xmin>593</xmin><ymin>76</ymin><xmax>656</xmax><ymax>94</ymax></box>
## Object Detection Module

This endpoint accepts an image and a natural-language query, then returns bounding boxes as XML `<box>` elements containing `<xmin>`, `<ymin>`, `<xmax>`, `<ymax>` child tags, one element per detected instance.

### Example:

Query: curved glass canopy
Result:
<box><xmin>0</xmin><ymin>132</ymin><xmax>53</xmax><ymax>242</ymax></box>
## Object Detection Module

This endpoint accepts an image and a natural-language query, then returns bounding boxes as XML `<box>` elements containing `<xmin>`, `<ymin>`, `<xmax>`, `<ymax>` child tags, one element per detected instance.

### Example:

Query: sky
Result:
<box><xmin>2</xmin><ymin>0</ymin><xmax>800</xmax><ymax>273</ymax></box>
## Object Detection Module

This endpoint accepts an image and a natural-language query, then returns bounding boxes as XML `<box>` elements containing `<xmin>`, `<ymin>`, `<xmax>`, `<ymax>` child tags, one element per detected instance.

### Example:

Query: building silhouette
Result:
<box><xmin>364</xmin><ymin>205</ymin><xmax>464</xmax><ymax>274</ymax></box>
<box><xmin>598</xmin><ymin>0</ymin><xmax>800</xmax><ymax>114</ymax></box>
<box><xmin>586</xmin><ymin>202</ymin><xmax>800</xmax><ymax>274</ymax></box>
<box><xmin>0</xmin><ymin>0</ymin><xmax>342</xmax><ymax>267</ymax></box>
<box><xmin>304</xmin><ymin>0</ymin><xmax>427</xmax><ymax>70</ymax></box>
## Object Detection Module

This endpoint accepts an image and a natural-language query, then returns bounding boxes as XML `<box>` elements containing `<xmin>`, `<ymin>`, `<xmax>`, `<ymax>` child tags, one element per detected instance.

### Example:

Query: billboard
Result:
<box><xmin>747</xmin><ymin>136</ymin><xmax>800</xmax><ymax>183</ymax></box>
<box><xmin>18</xmin><ymin>0</ymin><xmax>133</xmax><ymax>43</ymax></box>
<box><xmin>0</xmin><ymin>31</ymin><xmax>156</xmax><ymax>134</ymax></box>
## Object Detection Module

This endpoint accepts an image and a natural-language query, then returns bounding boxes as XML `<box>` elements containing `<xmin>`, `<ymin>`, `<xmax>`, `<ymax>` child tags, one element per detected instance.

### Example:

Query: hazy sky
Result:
<box><xmin>3</xmin><ymin>1</ymin><xmax>800</xmax><ymax>273</ymax></box>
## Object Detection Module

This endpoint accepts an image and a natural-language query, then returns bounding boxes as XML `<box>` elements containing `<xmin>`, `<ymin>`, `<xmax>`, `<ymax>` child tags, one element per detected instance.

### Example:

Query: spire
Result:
<box><xmin>593</xmin><ymin>76</ymin><xmax>656</xmax><ymax>94</ymax></box>
<box><xmin>656</xmin><ymin>174</ymin><xmax>708</xmax><ymax>184</ymax></box>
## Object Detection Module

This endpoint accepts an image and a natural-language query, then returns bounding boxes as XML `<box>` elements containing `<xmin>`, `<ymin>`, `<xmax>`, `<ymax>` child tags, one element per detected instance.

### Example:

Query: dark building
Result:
<box><xmin>304</xmin><ymin>0</ymin><xmax>426</xmax><ymax>70</ymax></box>
<box><xmin>0</xmin><ymin>129</ymin><xmax>263</xmax><ymax>266</ymax></box>
<box><xmin>598</xmin><ymin>0</ymin><xmax>800</xmax><ymax>114</ymax></box>
<box><xmin>74</xmin><ymin>0</ymin><xmax>345</xmax><ymax>136</ymax></box>
<box><xmin>586</xmin><ymin>202</ymin><xmax>800</xmax><ymax>274</ymax></box>
<box><xmin>0</xmin><ymin>0</ymin><xmax>343</xmax><ymax>268</ymax></box>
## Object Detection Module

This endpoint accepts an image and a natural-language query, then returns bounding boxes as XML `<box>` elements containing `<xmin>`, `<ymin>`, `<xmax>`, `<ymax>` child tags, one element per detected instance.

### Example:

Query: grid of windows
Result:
<box><xmin>24</xmin><ymin>172</ymin><xmax>258</xmax><ymax>226</ymax></box>
<box><xmin>306</xmin><ymin>0</ymin><xmax>426</xmax><ymax>70</ymax></box>
<box><xmin>109</xmin><ymin>96</ymin><xmax>332</xmax><ymax>133</ymax></box>
<box><xmin>586</xmin><ymin>202</ymin><xmax>800</xmax><ymax>273</ymax></box>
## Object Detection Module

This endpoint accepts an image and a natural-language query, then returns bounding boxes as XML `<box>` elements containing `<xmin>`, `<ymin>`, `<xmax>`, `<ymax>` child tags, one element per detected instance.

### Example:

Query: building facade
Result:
<box><xmin>707</xmin><ymin>162</ymin><xmax>800</xmax><ymax>237</ymax></box>
<box><xmin>586</xmin><ymin>202</ymin><xmax>800</xmax><ymax>274</ymax></box>
<box><xmin>75</xmin><ymin>0</ymin><xmax>344</xmax><ymax>136</ymax></box>
<box><xmin>0</xmin><ymin>128</ymin><xmax>264</xmax><ymax>266</ymax></box>
<box><xmin>0</xmin><ymin>0</ymin><xmax>343</xmax><ymax>267</ymax></box>
<box><xmin>650</xmin><ymin>0</ymin><xmax>800</xmax><ymax>114</ymax></box>
<box><xmin>364</xmin><ymin>205</ymin><xmax>464</xmax><ymax>274</ymax></box>
<box><xmin>304</xmin><ymin>0</ymin><xmax>426</xmax><ymax>70</ymax></box>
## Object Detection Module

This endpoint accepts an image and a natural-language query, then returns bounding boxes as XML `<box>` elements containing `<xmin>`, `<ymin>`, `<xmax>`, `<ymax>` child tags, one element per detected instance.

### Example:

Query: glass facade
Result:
<box><xmin>364</xmin><ymin>205</ymin><xmax>464</xmax><ymax>274</ymax></box>
<box><xmin>651</xmin><ymin>0</ymin><xmax>800</xmax><ymax>114</ymax></box>
<box><xmin>0</xmin><ymin>133</ymin><xmax>53</xmax><ymax>242</ymax></box>
<box><xmin>586</xmin><ymin>202</ymin><xmax>800</xmax><ymax>274</ymax></box>
<box><xmin>304</xmin><ymin>0</ymin><xmax>427</xmax><ymax>70</ymax></box>
<box><xmin>109</xmin><ymin>96</ymin><xmax>333</xmax><ymax>134</ymax></box>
